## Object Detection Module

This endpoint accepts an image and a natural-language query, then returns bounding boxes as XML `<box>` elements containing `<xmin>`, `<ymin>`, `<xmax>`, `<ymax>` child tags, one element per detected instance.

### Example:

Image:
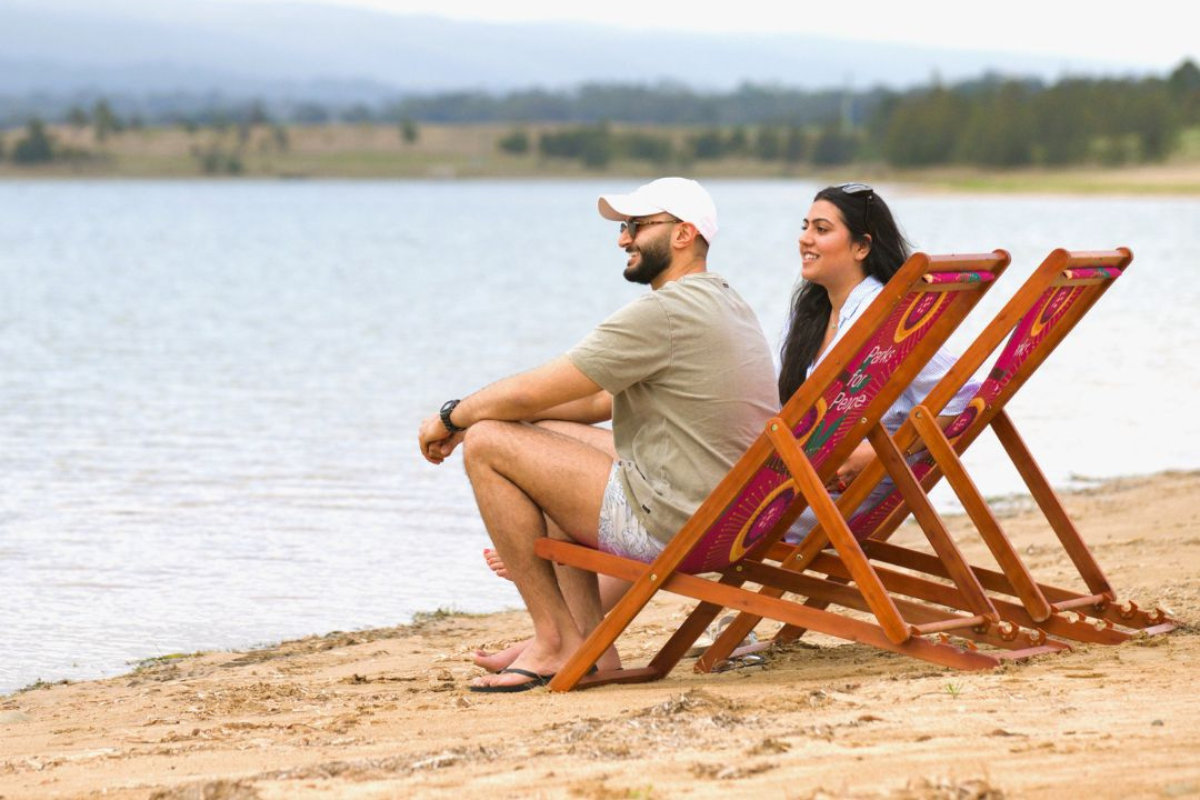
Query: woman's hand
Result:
<box><xmin>827</xmin><ymin>441</ymin><xmax>876</xmax><ymax>493</ymax></box>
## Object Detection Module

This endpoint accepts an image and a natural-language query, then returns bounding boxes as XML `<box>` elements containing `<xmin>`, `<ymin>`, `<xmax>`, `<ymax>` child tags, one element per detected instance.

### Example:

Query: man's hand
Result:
<box><xmin>419</xmin><ymin>415</ymin><xmax>465</xmax><ymax>464</ymax></box>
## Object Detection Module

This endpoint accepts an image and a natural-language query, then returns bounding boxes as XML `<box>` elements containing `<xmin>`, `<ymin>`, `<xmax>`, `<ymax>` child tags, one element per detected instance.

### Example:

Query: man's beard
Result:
<box><xmin>623</xmin><ymin>235</ymin><xmax>671</xmax><ymax>285</ymax></box>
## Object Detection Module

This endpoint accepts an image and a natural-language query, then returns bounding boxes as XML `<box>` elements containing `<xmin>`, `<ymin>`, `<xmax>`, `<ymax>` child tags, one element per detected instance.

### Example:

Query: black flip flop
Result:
<box><xmin>469</xmin><ymin>667</ymin><xmax>553</xmax><ymax>693</ymax></box>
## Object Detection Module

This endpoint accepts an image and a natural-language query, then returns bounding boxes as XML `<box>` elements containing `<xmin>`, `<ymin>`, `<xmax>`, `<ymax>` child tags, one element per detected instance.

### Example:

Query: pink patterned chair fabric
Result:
<box><xmin>676</xmin><ymin>268</ymin><xmax>999</xmax><ymax>574</ymax></box>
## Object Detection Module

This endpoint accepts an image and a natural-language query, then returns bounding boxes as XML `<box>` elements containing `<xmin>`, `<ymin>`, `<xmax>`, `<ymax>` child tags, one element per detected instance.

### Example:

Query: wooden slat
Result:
<box><xmin>912</xmin><ymin>615</ymin><xmax>991</xmax><ymax>635</ymax></box>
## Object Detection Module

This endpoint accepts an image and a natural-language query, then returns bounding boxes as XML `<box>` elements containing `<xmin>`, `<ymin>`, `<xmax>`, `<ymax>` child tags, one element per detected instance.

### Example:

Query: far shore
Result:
<box><xmin>4</xmin><ymin>122</ymin><xmax>1200</xmax><ymax>195</ymax></box>
<box><xmin>2</xmin><ymin>469</ymin><xmax>1198</xmax><ymax>799</ymax></box>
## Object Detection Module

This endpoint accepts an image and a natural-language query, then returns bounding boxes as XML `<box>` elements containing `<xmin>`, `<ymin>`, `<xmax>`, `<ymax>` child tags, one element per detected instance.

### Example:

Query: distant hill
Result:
<box><xmin>0</xmin><ymin>0</ymin><xmax>1150</xmax><ymax>101</ymax></box>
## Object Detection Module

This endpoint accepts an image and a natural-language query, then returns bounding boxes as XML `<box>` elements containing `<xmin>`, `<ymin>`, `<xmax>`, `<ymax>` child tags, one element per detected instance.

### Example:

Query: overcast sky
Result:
<box><xmin>231</xmin><ymin>0</ymin><xmax>1198</xmax><ymax>71</ymax></box>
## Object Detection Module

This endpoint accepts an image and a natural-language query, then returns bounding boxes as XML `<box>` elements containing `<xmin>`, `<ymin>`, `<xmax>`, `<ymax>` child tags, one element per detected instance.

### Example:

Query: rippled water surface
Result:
<box><xmin>2</xmin><ymin>179</ymin><xmax>1198</xmax><ymax>693</ymax></box>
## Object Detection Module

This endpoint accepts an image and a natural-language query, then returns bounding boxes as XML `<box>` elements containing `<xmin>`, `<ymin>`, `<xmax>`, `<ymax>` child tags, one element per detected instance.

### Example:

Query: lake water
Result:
<box><xmin>2</xmin><ymin>179</ymin><xmax>1198</xmax><ymax>694</ymax></box>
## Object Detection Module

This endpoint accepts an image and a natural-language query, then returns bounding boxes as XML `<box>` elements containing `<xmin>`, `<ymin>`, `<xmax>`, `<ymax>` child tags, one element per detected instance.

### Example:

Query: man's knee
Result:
<box><xmin>462</xmin><ymin>419</ymin><xmax>518</xmax><ymax>472</ymax></box>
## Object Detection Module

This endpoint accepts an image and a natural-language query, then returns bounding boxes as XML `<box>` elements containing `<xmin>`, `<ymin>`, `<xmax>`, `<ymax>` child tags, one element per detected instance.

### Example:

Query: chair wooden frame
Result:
<box><xmin>697</xmin><ymin>247</ymin><xmax>1177</xmax><ymax>672</ymax></box>
<box><xmin>535</xmin><ymin>249</ymin><xmax>1072</xmax><ymax>693</ymax></box>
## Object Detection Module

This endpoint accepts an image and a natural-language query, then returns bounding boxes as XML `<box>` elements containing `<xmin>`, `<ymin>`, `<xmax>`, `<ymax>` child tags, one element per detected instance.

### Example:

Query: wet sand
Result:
<box><xmin>2</xmin><ymin>470</ymin><xmax>1198</xmax><ymax>799</ymax></box>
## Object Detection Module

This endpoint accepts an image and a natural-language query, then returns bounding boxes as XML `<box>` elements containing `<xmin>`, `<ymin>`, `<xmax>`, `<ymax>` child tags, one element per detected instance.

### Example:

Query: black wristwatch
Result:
<box><xmin>439</xmin><ymin>399</ymin><xmax>467</xmax><ymax>434</ymax></box>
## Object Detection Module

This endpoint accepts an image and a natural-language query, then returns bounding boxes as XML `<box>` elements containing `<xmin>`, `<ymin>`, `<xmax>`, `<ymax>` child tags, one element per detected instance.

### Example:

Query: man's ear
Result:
<box><xmin>673</xmin><ymin>221</ymin><xmax>698</xmax><ymax>249</ymax></box>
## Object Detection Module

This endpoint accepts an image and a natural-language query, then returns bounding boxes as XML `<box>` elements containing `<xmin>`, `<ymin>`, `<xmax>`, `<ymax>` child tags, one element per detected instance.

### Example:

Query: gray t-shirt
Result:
<box><xmin>567</xmin><ymin>272</ymin><xmax>777</xmax><ymax>544</ymax></box>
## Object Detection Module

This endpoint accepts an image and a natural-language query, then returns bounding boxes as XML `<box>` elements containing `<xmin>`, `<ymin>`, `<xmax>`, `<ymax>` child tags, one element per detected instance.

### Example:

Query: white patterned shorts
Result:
<box><xmin>598</xmin><ymin>461</ymin><xmax>666</xmax><ymax>564</ymax></box>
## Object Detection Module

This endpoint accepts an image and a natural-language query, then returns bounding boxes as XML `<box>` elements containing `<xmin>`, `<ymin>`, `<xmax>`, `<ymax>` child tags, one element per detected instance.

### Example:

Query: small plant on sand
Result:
<box><xmin>129</xmin><ymin>652</ymin><xmax>204</xmax><ymax>673</ymax></box>
<box><xmin>945</xmin><ymin>682</ymin><xmax>964</xmax><ymax>697</ymax></box>
<box><xmin>16</xmin><ymin>677</ymin><xmax>71</xmax><ymax>694</ymax></box>
<box><xmin>411</xmin><ymin>606</ymin><xmax>487</xmax><ymax>624</ymax></box>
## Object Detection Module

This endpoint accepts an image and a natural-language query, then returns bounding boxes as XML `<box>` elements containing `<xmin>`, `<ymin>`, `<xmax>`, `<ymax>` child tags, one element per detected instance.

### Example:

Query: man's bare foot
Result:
<box><xmin>483</xmin><ymin>548</ymin><xmax>510</xmax><ymax>580</ymax></box>
<box><xmin>473</xmin><ymin>638</ymin><xmax>530</xmax><ymax>672</ymax></box>
<box><xmin>473</xmin><ymin>637</ymin><xmax>621</xmax><ymax>674</ymax></box>
<box><xmin>469</xmin><ymin>637</ymin><xmax>566</xmax><ymax>691</ymax></box>
<box><xmin>470</xmin><ymin>634</ymin><xmax>618</xmax><ymax>691</ymax></box>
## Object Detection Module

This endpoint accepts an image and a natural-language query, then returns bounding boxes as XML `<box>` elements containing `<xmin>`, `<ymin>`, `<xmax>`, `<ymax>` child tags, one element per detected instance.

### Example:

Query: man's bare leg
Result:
<box><xmin>536</xmin><ymin>419</ymin><xmax>617</xmax><ymax>455</ymax></box>
<box><xmin>473</xmin><ymin>421</ymin><xmax>630</xmax><ymax>673</ymax></box>
<box><xmin>462</xmin><ymin>420</ymin><xmax>613</xmax><ymax>690</ymax></box>
<box><xmin>475</xmin><ymin>544</ymin><xmax>630</xmax><ymax>671</ymax></box>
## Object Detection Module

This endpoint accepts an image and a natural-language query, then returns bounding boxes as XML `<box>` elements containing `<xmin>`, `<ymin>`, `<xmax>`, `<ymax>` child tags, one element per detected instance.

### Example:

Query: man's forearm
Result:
<box><xmin>452</xmin><ymin>375</ymin><xmax>544</xmax><ymax>427</ymax></box>
<box><xmin>446</xmin><ymin>356</ymin><xmax>603</xmax><ymax>430</ymax></box>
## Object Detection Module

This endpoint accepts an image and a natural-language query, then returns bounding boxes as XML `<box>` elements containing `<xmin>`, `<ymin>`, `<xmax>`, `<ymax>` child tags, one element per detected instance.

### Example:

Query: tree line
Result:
<box><xmin>497</xmin><ymin>122</ymin><xmax>857</xmax><ymax>168</ymax></box>
<box><xmin>5</xmin><ymin>60</ymin><xmax>1199</xmax><ymax>171</ymax></box>
<box><xmin>493</xmin><ymin>61</ymin><xmax>1200</xmax><ymax>169</ymax></box>
<box><xmin>875</xmin><ymin>66</ymin><xmax>1199</xmax><ymax>167</ymax></box>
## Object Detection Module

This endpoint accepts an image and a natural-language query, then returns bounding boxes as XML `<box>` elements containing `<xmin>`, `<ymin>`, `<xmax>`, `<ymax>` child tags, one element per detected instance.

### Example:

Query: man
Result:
<box><xmin>418</xmin><ymin>177</ymin><xmax>776</xmax><ymax>692</ymax></box>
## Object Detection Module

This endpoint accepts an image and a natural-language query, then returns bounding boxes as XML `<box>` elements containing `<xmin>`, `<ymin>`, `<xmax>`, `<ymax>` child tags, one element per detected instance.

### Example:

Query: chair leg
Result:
<box><xmin>909</xmin><ymin>404</ymin><xmax>1054</xmax><ymax>622</ymax></box>
<box><xmin>989</xmin><ymin>409</ymin><xmax>1115</xmax><ymax>602</ymax></box>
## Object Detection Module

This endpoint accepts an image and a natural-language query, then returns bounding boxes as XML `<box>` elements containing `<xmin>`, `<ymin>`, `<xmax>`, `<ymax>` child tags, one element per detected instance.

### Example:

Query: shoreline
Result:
<box><xmin>2</xmin><ymin>468</ymin><xmax>1190</xmax><ymax>699</ymax></box>
<box><xmin>2</xmin><ymin>470</ymin><xmax>1198</xmax><ymax>799</ymax></box>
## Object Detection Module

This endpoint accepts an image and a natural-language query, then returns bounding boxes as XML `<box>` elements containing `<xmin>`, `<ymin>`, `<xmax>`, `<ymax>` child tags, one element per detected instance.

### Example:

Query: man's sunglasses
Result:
<box><xmin>836</xmin><ymin>182</ymin><xmax>874</xmax><ymax>231</ymax></box>
<box><xmin>620</xmin><ymin>217</ymin><xmax>678</xmax><ymax>239</ymax></box>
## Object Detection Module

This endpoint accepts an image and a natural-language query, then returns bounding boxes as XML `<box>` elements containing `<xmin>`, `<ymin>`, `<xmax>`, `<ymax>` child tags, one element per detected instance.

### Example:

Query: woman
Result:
<box><xmin>780</xmin><ymin>183</ymin><xmax>976</xmax><ymax>542</ymax></box>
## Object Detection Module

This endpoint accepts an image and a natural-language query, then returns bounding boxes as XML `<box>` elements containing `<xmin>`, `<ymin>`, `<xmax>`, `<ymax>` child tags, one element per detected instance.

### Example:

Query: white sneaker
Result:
<box><xmin>686</xmin><ymin>614</ymin><xmax>758</xmax><ymax>658</ymax></box>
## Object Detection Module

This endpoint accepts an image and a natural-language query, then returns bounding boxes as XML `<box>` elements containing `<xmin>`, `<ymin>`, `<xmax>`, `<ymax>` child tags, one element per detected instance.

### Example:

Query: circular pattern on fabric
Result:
<box><xmin>792</xmin><ymin>397</ymin><xmax>828</xmax><ymax>447</ymax></box>
<box><xmin>945</xmin><ymin>396</ymin><xmax>986</xmax><ymax>442</ymax></box>
<box><xmin>727</xmin><ymin>481</ymin><xmax>795</xmax><ymax>562</ymax></box>
<box><xmin>894</xmin><ymin>291</ymin><xmax>948</xmax><ymax>344</ymax></box>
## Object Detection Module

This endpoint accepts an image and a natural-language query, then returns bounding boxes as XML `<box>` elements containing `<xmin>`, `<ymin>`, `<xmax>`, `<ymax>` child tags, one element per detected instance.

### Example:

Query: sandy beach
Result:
<box><xmin>2</xmin><ymin>470</ymin><xmax>1198</xmax><ymax>800</ymax></box>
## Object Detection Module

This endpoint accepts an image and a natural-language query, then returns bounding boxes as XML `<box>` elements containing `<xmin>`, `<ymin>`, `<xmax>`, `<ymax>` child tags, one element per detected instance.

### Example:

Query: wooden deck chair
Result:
<box><xmin>698</xmin><ymin>247</ymin><xmax>1176</xmax><ymax>672</ymax></box>
<box><xmin>535</xmin><ymin>249</ymin><xmax>1066</xmax><ymax>693</ymax></box>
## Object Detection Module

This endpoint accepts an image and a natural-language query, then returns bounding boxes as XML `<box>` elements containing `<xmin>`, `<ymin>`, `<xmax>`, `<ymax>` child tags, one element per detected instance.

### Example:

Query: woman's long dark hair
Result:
<box><xmin>777</xmin><ymin>185</ymin><xmax>912</xmax><ymax>404</ymax></box>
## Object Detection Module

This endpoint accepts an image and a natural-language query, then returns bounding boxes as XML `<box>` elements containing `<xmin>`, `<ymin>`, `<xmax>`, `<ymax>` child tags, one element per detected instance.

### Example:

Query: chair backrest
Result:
<box><xmin>676</xmin><ymin>251</ymin><xmax>1010</xmax><ymax>574</ymax></box>
<box><xmin>847</xmin><ymin>248</ymin><xmax>1132</xmax><ymax>539</ymax></box>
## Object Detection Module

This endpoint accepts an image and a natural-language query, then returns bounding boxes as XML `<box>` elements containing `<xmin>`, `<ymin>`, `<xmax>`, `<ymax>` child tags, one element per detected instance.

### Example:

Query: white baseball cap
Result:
<box><xmin>598</xmin><ymin>177</ymin><xmax>718</xmax><ymax>244</ymax></box>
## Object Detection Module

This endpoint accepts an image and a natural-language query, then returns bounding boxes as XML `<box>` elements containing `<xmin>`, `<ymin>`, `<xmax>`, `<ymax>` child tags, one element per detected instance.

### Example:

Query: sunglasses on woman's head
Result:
<box><xmin>836</xmin><ymin>182</ymin><xmax>874</xmax><ymax>230</ymax></box>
